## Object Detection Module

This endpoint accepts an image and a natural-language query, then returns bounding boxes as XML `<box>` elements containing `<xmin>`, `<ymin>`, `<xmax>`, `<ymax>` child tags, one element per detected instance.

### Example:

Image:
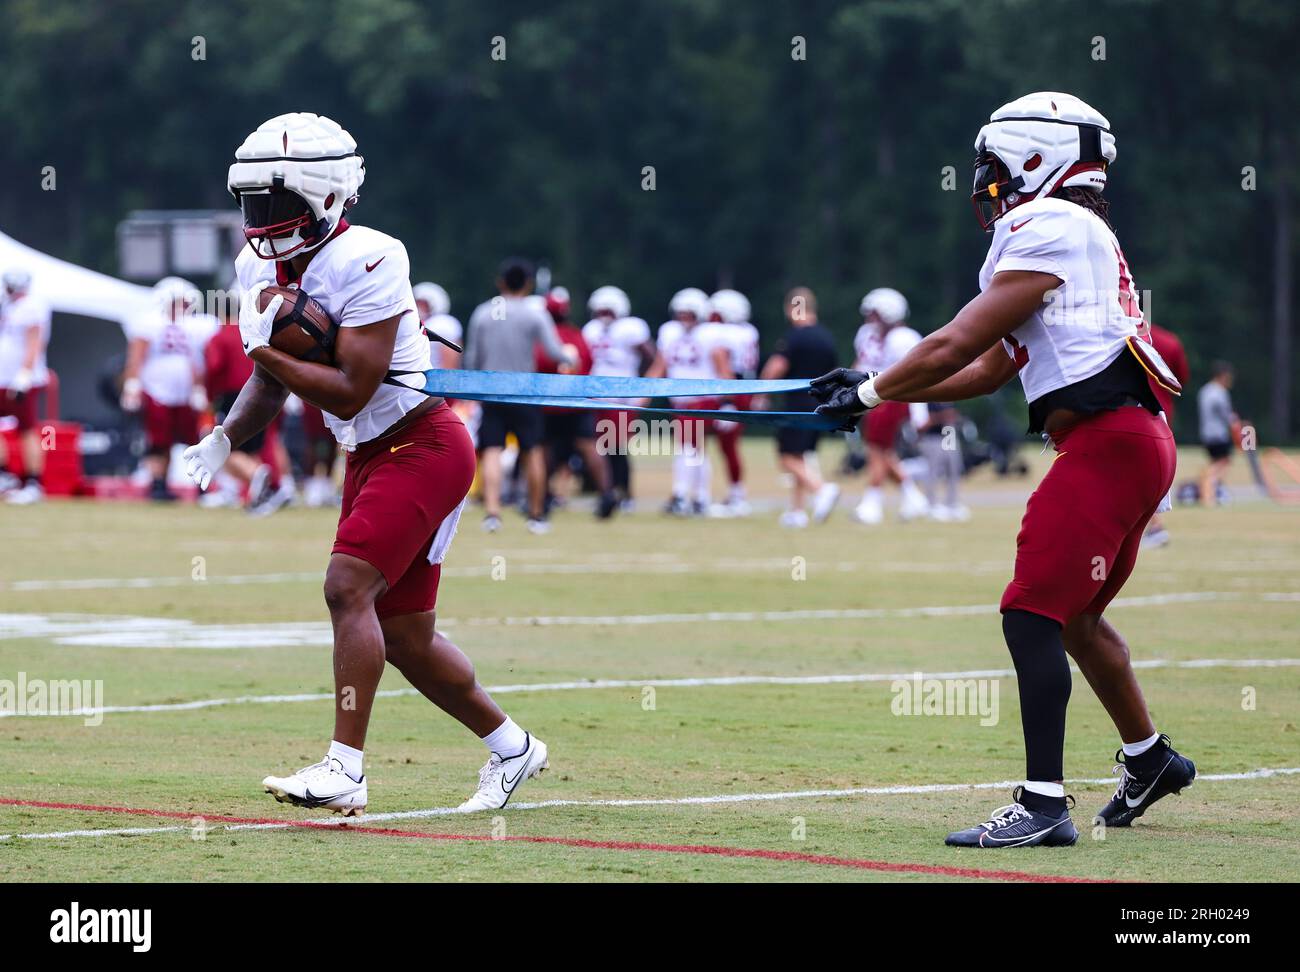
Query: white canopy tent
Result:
<box><xmin>0</xmin><ymin>229</ymin><xmax>156</xmax><ymax>328</ymax></box>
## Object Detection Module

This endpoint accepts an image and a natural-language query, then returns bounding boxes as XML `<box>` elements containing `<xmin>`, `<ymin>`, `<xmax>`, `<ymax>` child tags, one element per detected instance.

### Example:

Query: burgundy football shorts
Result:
<box><xmin>333</xmin><ymin>402</ymin><xmax>476</xmax><ymax>619</ymax></box>
<box><xmin>1000</xmin><ymin>406</ymin><xmax>1177</xmax><ymax>626</ymax></box>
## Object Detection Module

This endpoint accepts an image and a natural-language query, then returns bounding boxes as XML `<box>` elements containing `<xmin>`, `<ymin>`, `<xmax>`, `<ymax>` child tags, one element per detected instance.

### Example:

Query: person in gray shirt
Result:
<box><xmin>1197</xmin><ymin>360</ymin><xmax>1237</xmax><ymax>507</ymax></box>
<box><xmin>465</xmin><ymin>257</ymin><xmax>576</xmax><ymax>533</ymax></box>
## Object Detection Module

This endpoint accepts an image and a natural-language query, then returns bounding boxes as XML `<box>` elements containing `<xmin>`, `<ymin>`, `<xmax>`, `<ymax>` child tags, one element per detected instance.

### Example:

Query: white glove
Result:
<box><xmin>120</xmin><ymin>376</ymin><xmax>143</xmax><ymax>412</ymax></box>
<box><xmin>560</xmin><ymin>344</ymin><xmax>580</xmax><ymax>369</ymax></box>
<box><xmin>10</xmin><ymin>368</ymin><xmax>32</xmax><ymax>395</ymax></box>
<box><xmin>183</xmin><ymin>425</ymin><xmax>232</xmax><ymax>491</ymax></box>
<box><xmin>189</xmin><ymin>386</ymin><xmax>209</xmax><ymax>412</ymax></box>
<box><xmin>239</xmin><ymin>280</ymin><xmax>283</xmax><ymax>356</ymax></box>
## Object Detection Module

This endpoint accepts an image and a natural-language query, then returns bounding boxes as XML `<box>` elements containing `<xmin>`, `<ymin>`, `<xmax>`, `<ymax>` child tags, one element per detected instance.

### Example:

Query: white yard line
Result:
<box><xmin>2</xmin><ymin>656</ymin><xmax>1296</xmax><ymax>719</ymax></box>
<box><xmin>6</xmin><ymin>590</ymin><xmax>1295</xmax><ymax>650</ymax></box>
<box><xmin>3</xmin><ymin>766</ymin><xmax>1297</xmax><ymax>842</ymax></box>
<box><xmin>1</xmin><ymin>559</ymin><xmax>1016</xmax><ymax>591</ymax></box>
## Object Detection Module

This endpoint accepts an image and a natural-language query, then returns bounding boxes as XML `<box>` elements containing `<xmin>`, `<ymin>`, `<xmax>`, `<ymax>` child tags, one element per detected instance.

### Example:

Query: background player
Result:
<box><xmin>413</xmin><ymin>282</ymin><xmax>462</xmax><ymax>370</ymax></box>
<box><xmin>121</xmin><ymin>277</ymin><xmax>218</xmax><ymax>502</ymax></box>
<box><xmin>813</xmin><ymin>92</ymin><xmax>1195</xmax><ymax>848</ymax></box>
<box><xmin>535</xmin><ymin>286</ymin><xmax>617</xmax><ymax>518</ymax></box>
<box><xmin>582</xmin><ymin>285</ymin><xmax>654</xmax><ymax>511</ymax></box>
<box><xmin>183</xmin><ymin>112</ymin><xmax>548</xmax><ymax>815</ymax></box>
<box><xmin>646</xmin><ymin>288</ymin><xmax>730</xmax><ymax>516</ymax></box>
<box><xmin>0</xmin><ymin>268</ymin><xmax>52</xmax><ymax>504</ymax></box>
<box><xmin>707</xmin><ymin>288</ymin><xmax>758</xmax><ymax>516</ymax></box>
<box><xmin>851</xmin><ymin>288</ymin><xmax>930</xmax><ymax>524</ymax></box>
<box><xmin>1141</xmin><ymin>321</ymin><xmax>1189</xmax><ymax>546</ymax></box>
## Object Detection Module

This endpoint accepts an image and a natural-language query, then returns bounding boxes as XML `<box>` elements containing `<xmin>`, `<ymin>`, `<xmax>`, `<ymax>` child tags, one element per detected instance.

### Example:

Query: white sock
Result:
<box><xmin>327</xmin><ymin>739</ymin><xmax>364</xmax><ymax>781</ymax></box>
<box><xmin>1122</xmin><ymin>731</ymin><xmax>1161</xmax><ymax>758</ymax></box>
<box><xmin>861</xmin><ymin>486</ymin><xmax>882</xmax><ymax>507</ymax></box>
<box><xmin>901</xmin><ymin>478</ymin><xmax>925</xmax><ymax>502</ymax></box>
<box><xmin>1022</xmin><ymin>780</ymin><xmax>1065</xmax><ymax>799</ymax></box>
<box><xmin>482</xmin><ymin>716</ymin><xmax>528</xmax><ymax>757</ymax></box>
<box><xmin>698</xmin><ymin>456</ymin><xmax>713</xmax><ymax>505</ymax></box>
<box><xmin>671</xmin><ymin>452</ymin><xmax>691</xmax><ymax>500</ymax></box>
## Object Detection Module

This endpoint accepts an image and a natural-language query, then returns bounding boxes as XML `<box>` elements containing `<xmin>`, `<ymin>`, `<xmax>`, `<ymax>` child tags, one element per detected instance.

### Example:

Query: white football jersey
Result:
<box><xmin>235</xmin><ymin>224</ymin><xmax>429</xmax><ymax>448</ymax></box>
<box><xmin>980</xmin><ymin>196</ymin><xmax>1143</xmax><ymax>404</ymax></box>
<box><xmin>0</xmin><ymin>293</ymin><xmax>52</xmax><ymax>387</ymax></box>
<box><xmin>126</xmin><ymin>309</ymin><xmax>218</xmax><ymax>406</ymax></box>
<box><xmin>423</xmin><ymin>313</ymin><xmax>462</xmax><ymax>369</ymax></box>
<box><xmin>723</xmin><ymin>321</ymin><xmax>760</xmax><ymax>377</ymax></box>
<box><xmin>582</xmin><ymin>316</ymin><xmax>651</xmax><ymax>378</ymax></box>
<box><xmin>853</xmin><ymin>322</ymin><xmax>921</xmax><ymax>374</ymax></box>
<box><xmin>657</xmin><ymin>320</ymin><xmax>731</xmax><ymax>406</ymax></box>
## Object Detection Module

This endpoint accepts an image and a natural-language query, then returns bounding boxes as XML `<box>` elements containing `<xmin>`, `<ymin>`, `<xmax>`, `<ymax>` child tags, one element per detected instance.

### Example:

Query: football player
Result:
<box><xmin>0</xmin><ymin>268</ymin><xmax>52</xmax><ymax>504</ymax></box>
<box><xmin>812</xmin><ymin>92</ymin><xmax>1195</xmax><ymax>847</ymax></box>
<box><xmin>413</xmin><ymin>282</ymin><xmax>462</xmax><ymax>370</ymax></box>
<box><xmin>707</xmin><ymin>289</ymin><xmax>758</xmax><ymax>516</ymax></box>
<box><xmin>581</xmin><ymin>285</ymin><xmax>654</xmax><ymax>510</ymax></box>
<box><xmin>121</xmin><ymin>277</ymin><xmax>218</xmax><ymax>501</ymax></box>
<box><xmin>182</xmin><ymin>112</ymin><xmax>548</xmax><ymax>815</ymax></box>
<box><xmin>850</xmin><ymin>288</ymin><xmax>930</xmax><ymax>523</ymax></box>
<box><xmin>645</xmin><ymin>288</ymin><xmax>731</xmax><ymax>515</ymax></box>
<box><xmin>535</xmin><ymin>287</ymin><xmax>617</xmax><ymax>518</ymax></box>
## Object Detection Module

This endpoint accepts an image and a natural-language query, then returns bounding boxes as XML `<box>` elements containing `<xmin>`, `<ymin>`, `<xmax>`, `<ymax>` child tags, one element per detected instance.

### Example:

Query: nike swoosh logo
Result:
<box><xmin>1010</xmin><ymin>219</ymin><xmax>1034</xmax><ymax>232</ymax></box>
<box><xmin>389</xmin><ymin>442</ymin><xmax>413</xmax><ymax>453</ymax></box>
<box><xmin>365</xmin><ymin>257</ymin><xmax>385</xmax><ymax>272</ymax></box>
<box><xmin>1126</xmin><ymin>756</ymin><xmax>1174</xmax><ymax>807</ymax></box>
<box><xmin>501</xmin><ymin>755</ymin><xmax>532</xmax><ymax>792</ymax></box>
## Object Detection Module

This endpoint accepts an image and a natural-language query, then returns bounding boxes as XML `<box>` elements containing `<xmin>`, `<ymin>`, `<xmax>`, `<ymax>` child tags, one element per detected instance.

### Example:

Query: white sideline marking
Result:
<box><xmin>3</xmin><ymin>766</ymin><xmax>1298</xmax><ymax>842</ymax></box>
<box><xmin>2</xmin><ymin>656</ymin><xmax>1296</xmax><ymax>720</ymax></box>
<box><xmin>0</xmin><ymin>559</ymin><xmax>1013</xmax><ymax>592</ymax></box>
<box><xmin>5</xmin><ymin>590</ymin><xmax>1296</xmax><ymax>650</ymax></box>
<box><xmin>9</xmin><ymin>556</ymin><xmax>1300</xmax><ymax>593</ymax></box>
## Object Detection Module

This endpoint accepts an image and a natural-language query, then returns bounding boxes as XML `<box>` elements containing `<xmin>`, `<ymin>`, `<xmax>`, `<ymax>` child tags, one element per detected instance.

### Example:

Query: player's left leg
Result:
<box><xmin>382</xmin><ymin>609</ymin><xmax>548</xmax><ymax>812</ymax></box>
<box><xmin>948</xmin><ymin>410</ymin><xmax>1173</xmax><ymax>847</ymax></box>
<box><xmin>1066</xmin><ymin>516</ymin><xmax>1195</xmax><ymax>827</ymax></box>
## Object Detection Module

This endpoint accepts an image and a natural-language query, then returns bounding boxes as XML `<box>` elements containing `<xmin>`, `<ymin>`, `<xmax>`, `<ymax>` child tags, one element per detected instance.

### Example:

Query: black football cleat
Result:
<box><xmin>1095</xmin><ymin>734</ymin><xmax>1195</xmax><ymax>827</ymax></box>
<box><xmin>945</xmin><ymin>787</ymin><xmax>1079</xmax><ymax>848</ymax></box>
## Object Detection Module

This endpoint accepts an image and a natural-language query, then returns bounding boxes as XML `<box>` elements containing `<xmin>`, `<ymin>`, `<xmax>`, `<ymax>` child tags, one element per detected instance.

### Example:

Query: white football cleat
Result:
<box><xmin>457</xmin><ymin>733</ymin><xmax>549</xmax><ymax>812</ymax></box>
<box><xmin>779</xmin><ymin>509</ymin><xmax>810</xmax><ymax>529</ymax></box>
<box><xmin>5</xmin><ymin>482</ymin><xmax>44</xmax><ymax>505</ymax></box>
<box><xmin>263</xmin><ymin>757</ymin><xmax>367</xmax><ymax>816</ymax></box>
<box><xmin>852</xmin><ymin>496</ymin><xmax>883</xmax><ymax>525</ymax></box>
<box><xmin>810</xmin><ymin>483</ymin><xmax>841</xmax><ymax>523</ymax></box>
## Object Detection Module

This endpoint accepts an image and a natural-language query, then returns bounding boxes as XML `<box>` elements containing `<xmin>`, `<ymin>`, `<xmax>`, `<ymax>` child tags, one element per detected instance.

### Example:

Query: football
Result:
<box><xmin>256</xmin><ymin>285</ymin><xmax>337</xmax><ymax>364</ymax></box>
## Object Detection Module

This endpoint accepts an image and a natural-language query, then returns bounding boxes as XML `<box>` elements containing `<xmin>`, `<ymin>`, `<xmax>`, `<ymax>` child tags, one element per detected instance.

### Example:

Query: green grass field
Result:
<box><xmin>1</xmin><ymin>441</ymin><xmax>1297</xmax><ymax>882</ymax></box>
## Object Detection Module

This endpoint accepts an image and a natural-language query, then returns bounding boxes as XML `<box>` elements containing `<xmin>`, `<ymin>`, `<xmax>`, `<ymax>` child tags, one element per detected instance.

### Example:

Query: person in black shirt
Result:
<box><xmin>760</xmin><ymin>288</ymin><xmax>842</xmax><ymax>526</ymax></box>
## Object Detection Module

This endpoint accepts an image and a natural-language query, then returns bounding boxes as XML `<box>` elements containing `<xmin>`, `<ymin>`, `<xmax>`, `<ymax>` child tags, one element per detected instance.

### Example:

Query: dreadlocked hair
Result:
<box><xmin>1051</xmin><ymin>185</ymin><xmax>1113</xmax><ymax>230</ymax></box>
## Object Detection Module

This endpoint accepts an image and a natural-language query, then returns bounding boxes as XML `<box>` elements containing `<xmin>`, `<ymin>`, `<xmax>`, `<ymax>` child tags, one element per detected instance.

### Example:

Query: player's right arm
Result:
<box><xmin>221</xmin><ymin>363</ymin><xmax>289</xmax><ymax>449</ymax></box>
<box><xmin>883</xmin><ymin>342</ymin><xmax>1020</xmax><ymax>403</ymax></box>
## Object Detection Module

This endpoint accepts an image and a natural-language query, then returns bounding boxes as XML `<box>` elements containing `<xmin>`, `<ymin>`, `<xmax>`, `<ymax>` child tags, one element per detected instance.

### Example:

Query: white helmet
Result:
<box><xmin>154</xmin><ymin>276</ymin><xmax>202</xmax><ymax>315</ymax></box>
<box><xmin>972</xmin><ymin>91</ymin><xmax>1116</xmax><ymax>231</ymax></box>
<box><xmin>709</xmin><ymin>289</ymin><xmax>750</xmax><ymax>324</ymax></box>
<box><xmin>228</xmin><ymin>112</ymin><xmax>365</xmax><ymax>261</ymax></box>
<box><xmin>412</xmin><ymin>282</ymin><xmax>450</xmax><ymax>317</ymax></box>
<box><xmin>859</xmin><ymin>287</ymin><xmax>909</xmax><ymax>325</ymax></box>
<box><xmin>669</xmin><ymin>287</ymin><xmax>711</xmax><ymax>322</ymax></box>
<box><xmin>2</xmin><ymin>268</ymin><xmax>32</xmax><ymax>294</ymax></box>
<box><xmin>588</xmin><ymin>285</ymin><xmax>630</xmax><ymax>319</ymax></box>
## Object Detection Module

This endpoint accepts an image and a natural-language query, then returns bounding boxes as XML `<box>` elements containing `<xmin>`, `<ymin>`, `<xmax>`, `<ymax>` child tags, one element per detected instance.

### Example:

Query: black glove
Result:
<box><xmin>809</xmin><ymin>368</ymin><xmax>878</xmax><ymax>431</ymax></box>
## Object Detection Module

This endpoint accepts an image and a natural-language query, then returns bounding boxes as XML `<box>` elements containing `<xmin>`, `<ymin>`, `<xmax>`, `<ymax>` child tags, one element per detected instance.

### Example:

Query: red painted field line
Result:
<box><xmin>0</xmin><ymin>797</ymin><xmax>1110</xmax><ymax>883</ymax></box>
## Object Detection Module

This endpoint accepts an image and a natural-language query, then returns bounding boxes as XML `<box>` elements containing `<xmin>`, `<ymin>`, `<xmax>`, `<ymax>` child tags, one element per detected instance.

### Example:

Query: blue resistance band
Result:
<box><xmin>388</xmin><ymin>369</ymin><xmax>841</xmax><ymax>430</ymax></box>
